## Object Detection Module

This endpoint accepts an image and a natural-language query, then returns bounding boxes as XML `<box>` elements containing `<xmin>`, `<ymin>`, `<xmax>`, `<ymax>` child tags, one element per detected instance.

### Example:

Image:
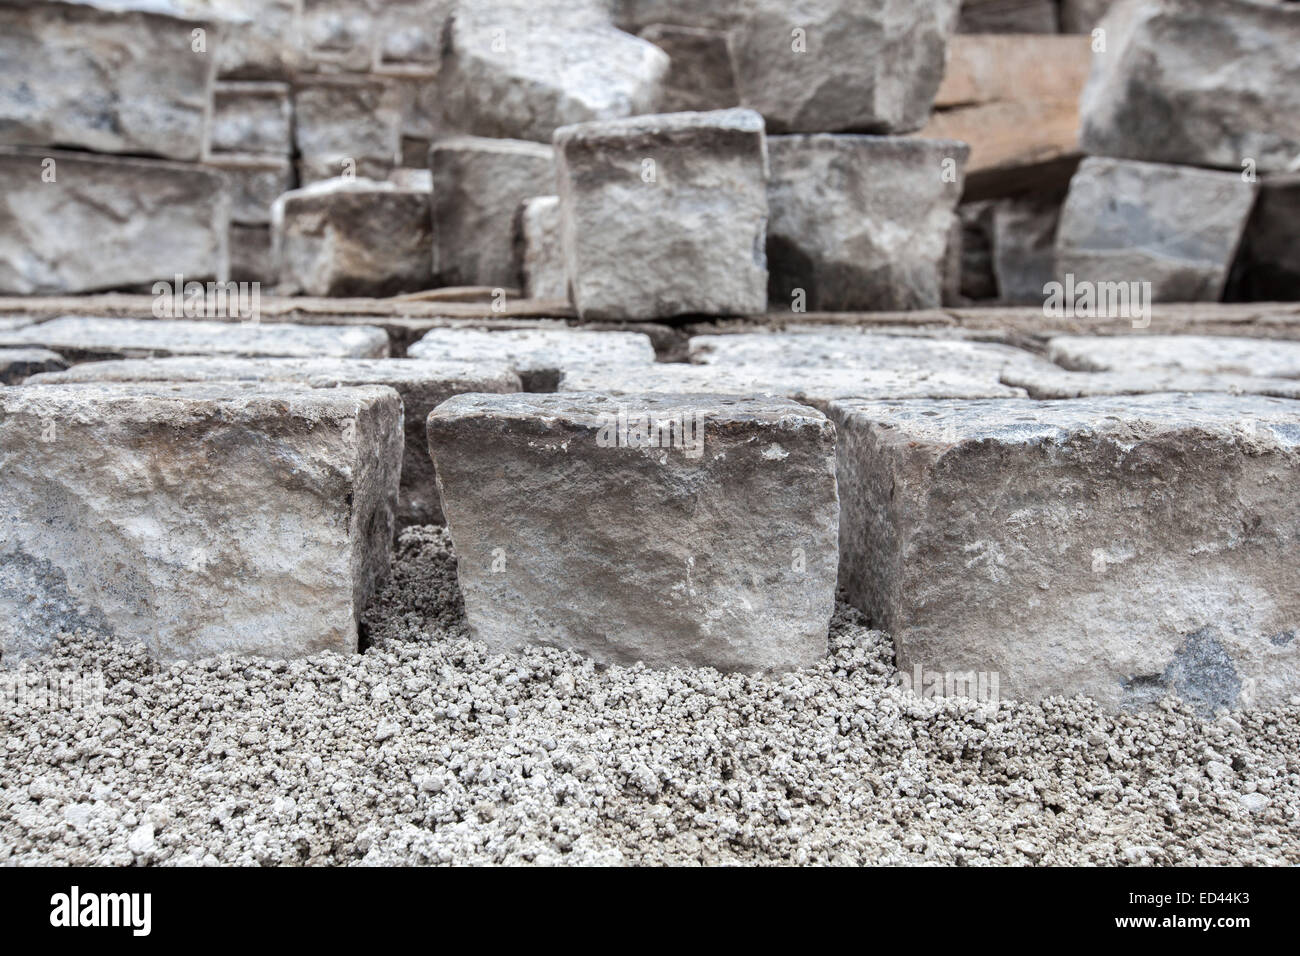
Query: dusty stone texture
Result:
<box><xmin>0</xmin><ymin>382</ymin><xmax>402</xmax><ymax>661</ymax></box>
<box><xmin>205</xmin><ymin>154</ymin><xmax>293</xmax><ymax>227</ymax></box>
<box><xmin>197</xmin><ymin>0</ymin><xmax>301</xmax><ymax>79</ymax></box>
<box><xmin>1054</xmin><ymin>158</ymin><xmax>1258</xmax><ymax>302</ymax></box>
<box><xmin>1002</xmin><ymin>365</ymin><xmax>1300</xmax><ymax>400</ymax></box>
<box><xmin>377</xmin><ymin>0</ymin><xmax>453</xmax><ymax>65</ymax></box>
<box><xmin>610</xmin><ymin>0</ymin><xmax>737</xmax><ymax>31</ymax></box>
<box><xmin>428</xmin><ymin>392</ymin><xmax>839</xmax><ymax>671</ymax></box>
<box><xmin>209</xmin><ymin>82</ymin><xmax>292</xmax><ymax>156</ymax></box>
<box><xmin>515</xmin><ymin>197</ymin><xmax>567</xmax><ymax>301</ymax></box>
<box><xmin>1226</xmin><ymin>174</ymin><xmax>1300</xmax><ymax>303</ymax></box>
<box><xmin>0</xmin><ymin>1</ymin><xmax>219</xmax><ymax>162</ymax></box>
<box><xmin>1078</xmin><ymin>0</ymin><xmax>1300</xmax><ymax>174</ymax></box>
<box><xmin>0</xmin><ymin>148</ymin><xmax>231</xmax><ymax>296</ymax></box>
<box><xmin>0</xmin><ymin>348</ymin><xmax>66</xmax><ymax>385</ymax></box>
<box><xmin>958</xmin><ymin>0</ymin><xmax>1057</xmax><ymax>32</ymax></box>
<box><xmin>299</xmin><ymin>0</ymin><xmax>379</xmax><ymax>72</ymax></box>
<box><xmin>439</xmin><ymin>1</ymin><xmax>669</xmax><ymax>143</ymax></box>
<box><xmin>429</xmin><ymin>137</ymin><xmax>555</xmax><ymax>289</ymax></box>
<box><xmin>408</xmin><ymin>329</ymin><xmax>654</xmax><ymax>391</ymax></box>
<box><xmin>558</xmin><ymin>362</ymin><xmax>1027</xmax><ymax>411</ymax></box>
<box><xmin>293</xmin><ymin>76</ymin><xmax>402</xmax><ymax>184</ymax></box>
<box><xmin>30</xmin><ymin>357</ymin><xmax>521</xmax><ymax>527</ymax></box>
<box><xmin>272</xmin><ymin>179</ymin><xmax>433</xmax><ymax>298</ymax></box>
<box><xmin>556</xmin><ymin>109</ymin><xmax>769</xmax><ymax>320</ymax></box>
<box><xmin>767</xmin><ymin>136</ymin><xmax>968</xmax><ymax>312</ymax></box>
<box><xmin>728</xmin><ymin>0</ymin><xmax>961</xmax><ymax>134</ymax></box>
<box><xmin>829</xmin><ymin>393</ymin><xmax>1300</xmax><ymax>711</ymax></box>
<box><xmin>637</xmin><ymin>24</ymin><xmax>738</xmax><ymax>113</ymax></box>
<box><xmin>0</xmin><ymin>317</ymin><xmax>389</xmax><ymax>362</ymax></box>
<box><xmin>689</xmin><ymin>331</ymin><xmax>1050</xmax><ymax>379</ymax></box>
<box><xmin>1047</xmin><ymin>335</ymin><xmax>1300</xmax><ymax>379</ymax></box>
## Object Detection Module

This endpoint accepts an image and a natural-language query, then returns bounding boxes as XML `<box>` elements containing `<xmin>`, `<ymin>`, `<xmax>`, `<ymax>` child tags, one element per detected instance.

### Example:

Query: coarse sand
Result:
<box><xmin>2</xmin><ymin>526</ymin><xmax>1298</xmax><ymax>866</ymax></box>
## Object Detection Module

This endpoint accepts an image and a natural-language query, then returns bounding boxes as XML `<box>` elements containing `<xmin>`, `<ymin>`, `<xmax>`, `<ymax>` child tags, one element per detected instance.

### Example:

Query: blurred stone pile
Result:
<box><xmin>2</xmin><ymin>0</ymin><xmax>1292</xmax><ymax>309</ymax></box>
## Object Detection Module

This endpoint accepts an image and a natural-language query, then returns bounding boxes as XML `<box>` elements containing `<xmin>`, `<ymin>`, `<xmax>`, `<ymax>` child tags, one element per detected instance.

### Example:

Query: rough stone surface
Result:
<box><xmin>989</xmin><ymin>193</ymin><xmax>1065</xmax><ymax>304</ymax></box>
<box><xmin>272</xmin><ymin>179</ymin><xmax>433</xmax><ymax>298</ymax></box>
<box><xmin>209</xmin><ymin>81</ymin><xmax>292</xmax><ymax>156</ymax></box>
<box><xmin>0</xmin><ymin>348</ymin><xmax>66</xmax><ymax>385</ymax></box>
<box><xmin>439</xmin><ymin>2</ymin><xmax>668</xmax><ymax>143</ymax></box>
<box><xmin>830</xmin><ymin>393</ymin><xmax>1300</xmax><ymax>711</ymax></box>
<box><xmin>636</xmin><ymin>24</ymin><xmax>738</xmax><ymax>113</ymax></box>
<box><xmin>1054</xmin><ymin>157</ymin><xmax>1258</xmax><ymax>302</ymax></box>
<box><xmin>1227</xmin><ymin>174</ymin><xmax>1300</xmax><ymax>303</ymax></box>
<box><xmin>515</xmin><ymin>196</ymin><xmax>567</xmax><ymax>301</ymax></box>
<box><xmin>299</xmin><ymin>0</ymin><xmax>380</xmax><ymax>72</ymax></box>
<box><xmin>1078</xmin><ymin>0</ymin><xmax>1300</xmax><ymax>174</ymax></box>
<box><xmin>293</xmin><ymin>76</ymin><xmax>402</xmax><ymax>184</ymax></box>
<box><xmin>767</xmin><ymin>136</ymin><xmax>968</xmax><ymax>312</ymax></box>
<box><xmin>429</xmin><ymin>137</ymin><xmax>555</xmax><ymax>289</ymax></box>
<box><xmin>0</xmin><ymin>382</ymin><xmax>402</xmax><ymax>661</ymax></box>
<box><xmin>558</xmin><ymin>362</ymin><xmax>1027</xmax><ymax>411</ymax></box>
<box><xmin>689</xmin><ymin>331</ymin><xmax>1050</xmax><ymax>379</ymax></box>
<box><xmin>0</xmin><ymin>0</ymin><xmax>218</xmax><ymax>161</ymax></box>
<box><xmin>555</xmin><ymin>109</ymin><xmax>769</xmax><ymax>320</ymax></box>
<box><xmin>1002</xmin><ymin>365</ymin><xmax>1300</xmax><ymax>400</ymax></box>
<box><xmin>1047</xmin><ymin>335</ymin><xmax>1300</xmax><ymax>379</ymax></box>
<box><xmin>427</xmin><ymin>392</ymin><xmax>838</xmax><ymax>671</ymax></box>
<box><xmin>728</xmin><ymin>0</ymin><xmax>961</xmax><ymax>134</ymax></box>
<box><xmin>0</xmin><ymin>148</ymin><xmax>231</xmax><ymax>296</ymax></box>
<box><xmin>0</xmin><ymin>317</ymin><xmax>389</xmax><ymax>362</ymax></box>
<box><xmin>205</xmin><ymin>154</ymin><xmax>293</xmax><ymax>227</ymax></box>
<box><xmin>377</xmin><ymin>0</ymin><xmax>453</xmax><ymax>65</ymax></box>
<box><xmin>30</xmin><ymin>357</ymin><xmax>521</xmax><ymax>527</ymax></box>
<box><xmin>408</xmin><ymin>329</ymin><xmax>655</xmax><ymax>390</ymax></box>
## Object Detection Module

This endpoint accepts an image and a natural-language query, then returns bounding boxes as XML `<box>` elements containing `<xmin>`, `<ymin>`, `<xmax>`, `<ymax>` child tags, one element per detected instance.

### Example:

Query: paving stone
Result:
<box><xmin>439</xmin><ymin>1</ymin><xmax>668</xmax><ymax>142</ymax></box>
<box><xmin>37</xmin><ymin>357</ymin><xmax>494</xmax><ymax>478</ymax></box>
<box><xmin>767</xmin><ymin>135</ymin><xmax>968</xmax><ymax>312</ymax></box>
<box><xmin>1047</xmin><ymin>335</ymin><xmax>1300</xmax><ymax>379</ymax></box>
<box><xmin>0</xmin><ymin>317</ymin><xmax>389</xmax><ymax>362</ymax></box>
<box><xmin>429</xmin><ymin>137</ymin><xmax>555</xmax><ymax>289</ymax></box>
<box><xmin>300</xmin><ymin>0</ymin><xmax>380</xmax><ymax>72</ymax></box>
<box><xmin>293</xmin><ymin>75</ymin><xmax>402</xmax><ymax>184</ymax></box>
<box><xmin>209</xmin><ymin>81</ymin><xmax>292</xmax><ymax>156</ymax></box>
<box><xmin>728</xmin><ymin>0</ymin><xmax>961</xmax><ymax>134</ymax></box>
<box><xmin>829</xmin><ymin>393</ymin><xmax>1300</xmax><ymax>711</ymax></box>
<box><xmin>1002</xmin><ymin>365</ymin><xmax>1300</xmax><ymax>400</ymax></box>
<box><xmin>558</xmin><ymin>361</ymin><xmax>1027</xmax><ymax>410</ymax></box>
<box><xmin>0</xmin><ymin>348</ymin><xmax>66</xmax><ymax>385</ymax></box>
<box><xmin>0</xmin><ymin>381</ymin><xmax>402</xmax><ymax>661</ymax></box>
<box><xmin>427</xmin><ymin>392</ymin><xmax>839</xmax><ymax>671</ymax></box>
<box><xmin>407</xmin><ymin>329</ymin><xmax>655</xmax><ymax>390</ymax></box>
<box><xmin>555</xmin><ymin>109</ymin><xmax>768</xmax><ymax>320</ymax></box>
<box><xmin>516</xmin><ymin>196</ymin><xmax>567</xmax><ymax>301</ymax></box>
<box><xmin>689</xmin><ymin>331</ymin><xmax>1050</xmax><ymax>379</ymax></box>
<box><xmin>0</xmin><ymin>0</ymin><xmax>220</xmax><ymax>161</ymax></box>
<box><xmin>0</xmin><ymin>148</ymin><xmax>231</xmax><ymax>296</ymax></box>
<box><xmin>637</xmin><ymin>24</ymin><xmax>738</xmax><ymax>113</ymax></box>
<box><xmin>272</xmin><ymin>178</ymin><xmax>433</xmax><ymax>298</ymax></box>
<box><xmin>1054</xmin><ymin>157</ymin><xmax>1258</xmax><ymax>302</ymax></box>
<box><xmin>1079</xmin><ymin>0</ymin><xmax>1300</xmax><ymax>174</ymax></box>
<box><xmin>376</xmin><ymin>0</ymin><xmax>453</xmax><ymax>65</ymax></box>
<box><xmin>205</xmin><ymin>154</ymin><xmax>293</xmax><ymax>227</ymax></box>
<box><xmin>30</xmin><ymin>356</ymin><xmax>521</xmax><ymax>527</ymax></box>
